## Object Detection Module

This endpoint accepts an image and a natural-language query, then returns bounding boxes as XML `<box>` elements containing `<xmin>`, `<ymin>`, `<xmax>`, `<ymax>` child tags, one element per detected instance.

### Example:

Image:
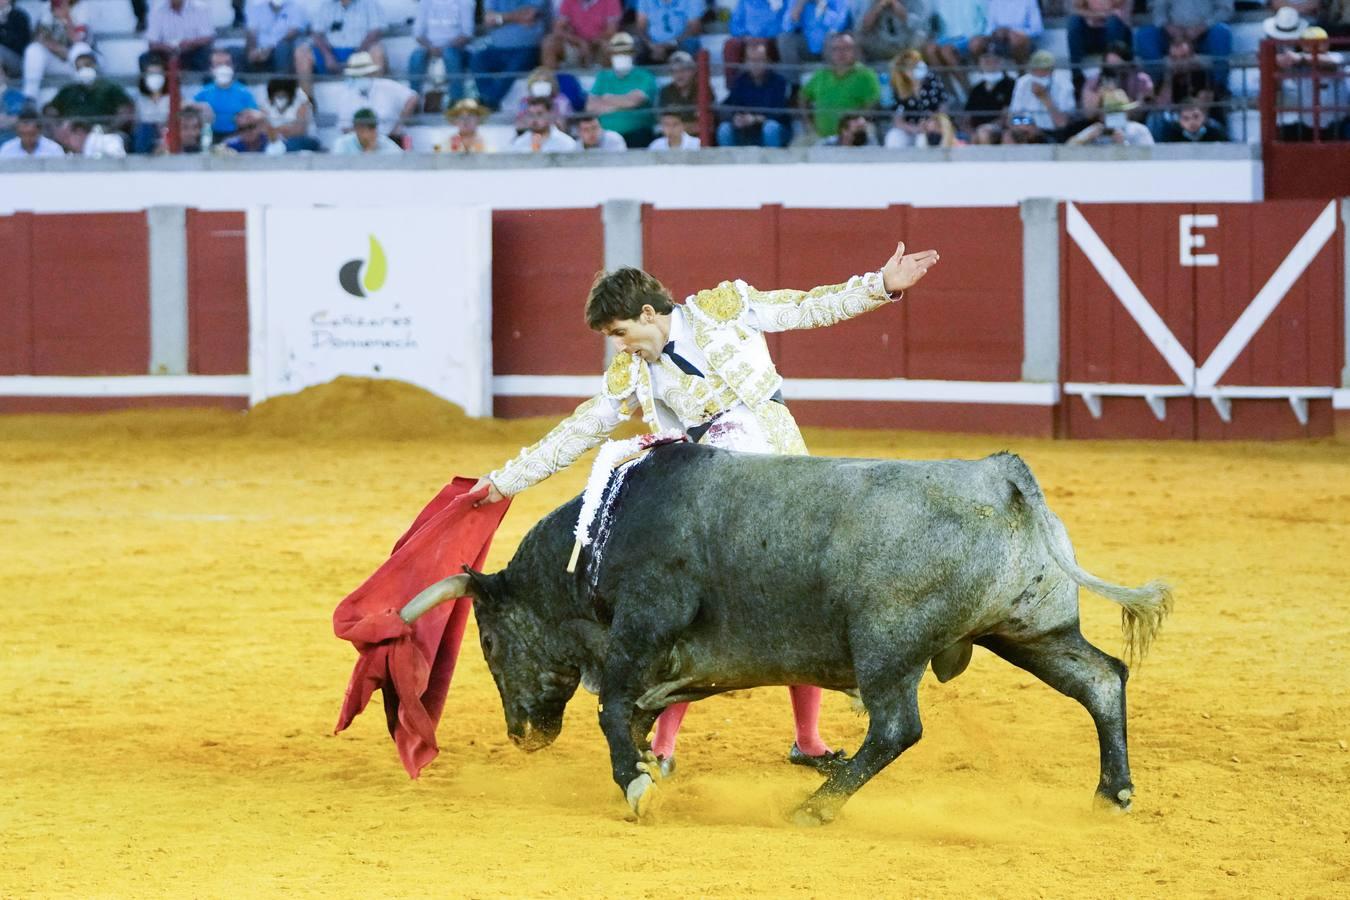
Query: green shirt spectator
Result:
<box><xmin>49</xmin><ymin>55</ymin><xmax>134</xmax><ymax>125</ymax></box>
<box><xmin>800</xmin><ymin>33</ymin><xmax>881</xmax><ymax>137</ymax></box>
<box><xmin>586</xmin><ymin>31</ymin><xmax>658</xmax><ymax>146</ymax></box>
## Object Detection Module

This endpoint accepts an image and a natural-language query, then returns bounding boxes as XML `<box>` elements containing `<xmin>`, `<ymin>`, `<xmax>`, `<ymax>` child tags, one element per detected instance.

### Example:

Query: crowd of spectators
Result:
<box><xmin>2</xmin><ymin>0</ymin><xmax>1350</xmax><ymax>158</ymax></box>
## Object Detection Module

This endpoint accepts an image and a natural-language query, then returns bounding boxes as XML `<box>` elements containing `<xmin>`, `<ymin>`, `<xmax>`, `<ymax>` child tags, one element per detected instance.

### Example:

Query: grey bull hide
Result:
<box><xmin>401</xmin><ymin>444</ymin><xmax>1173</xmax><ymax>825</ymax></box>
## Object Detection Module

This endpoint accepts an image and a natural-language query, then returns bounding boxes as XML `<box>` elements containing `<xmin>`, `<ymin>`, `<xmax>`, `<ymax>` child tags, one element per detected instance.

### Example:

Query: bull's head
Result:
<box><xmin>400</xmin><ymin>569</ymin><xmax>581</xmax><ymax>752</ymax></box>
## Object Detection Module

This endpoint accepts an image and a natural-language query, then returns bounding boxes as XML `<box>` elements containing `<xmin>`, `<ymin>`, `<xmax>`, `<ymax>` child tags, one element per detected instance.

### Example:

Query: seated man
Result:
<box><xmin>1066</xmin><ymin>88</ymin><xmax>1154</xmax><ymax>145</ymax></box>
<box><xmin>927</xmin><ymin>0</ymin><xmax>985</xmax><ymax>86</ymax></box>
<box><xmin>61</xmin><ymin>117</ymin><xmax>128</xmax><ymax>156</ymax></box>
<box><xmin>820</xmin><ymin>110</ymin><xmax>877</xmax><ymax>144</ymax></box>
<box><xmin>49</xmin><ymin>50</ymin><xmax>133</xmax><ymax>133</ymax></box>
<box><xmin>1068</xmin><ymin>0</ymin><xmax>1130</xmax><ymax>93</ymax></box>
<box><xmin>408</xmin><ymin>0</ymin><xmax>475</xmax><ymax>99</ymax></box>
<box><xmin>437</xmin><ymin>96</ymin><xmax>490</xmax><ymax>152</ymax></box>
<box><xmin>717</xmin><ymin>39</ymin><xmax>791</xmax><ymax>147</ymax></box>
<box><xmin>509</xmin><ymin>94</ymin><xmax>580</xmax><ymax>151</ymax></box>
<box><xmin>1134</xmin><ymin>0</ymin><xmax>1233</xmax><ymax>89</ymax></box>
<box><xmin>1159</xmin><ymin>99</ymin><xmax>1229</xmax><ymax>142</ymax></box>
<box><xmin>295</xmin><ymin>0</ymin><xmax>387</xmax><ymax>102</ymax></box>
<box><xmin>656</xmin><ymin>49</ymin><xmax>697</xmax><ymax>120</ymax></box>
<box><xmin>332</xmin><ymin>106</ymin><xmax>402</xmax><ymax>152</ymax></box>
<box><xmin>193</xmin><ymin>49</ymin><xmax>257</xmax><ymax>138</ymax></box>
<box><xmin>962</xmin><ymin>46</ymin><xmax>1016</xmax><ymax>130</ymax></box>
<box><xmin>331</xmin><ymin>51</ymin><xmax>418</xmax><ymax>140</ymax></box>
<box><xmin>542</xmin><ymin>0</ymin><xmax>621</xmax><ymax>68</ymax></box>
<box><xmin>969</xmin><ymin>0</ymin><xmax>1043</xmax><ymax>65</ymax></box>
<box><xmin>577</xmin><ymin>111</ymin><xmax>627</xmax><ymax>150</ymax></box>
<box><xmin>224</xmin><ymin>107</ymin><xmax>273</xmax><ymax>152</ymax></box>
<box><xmin>648</xmin><ymin>108</ymin><xmax>700</xmax><ymax>148</ymax></box>
<box><xmin>143</xmin><ymin>0</ymin><xmax>215</xmax><ymax>73</ymax></box>
<box><xmin>587</xmin><ymin>32</ymin><xmax>658</xmax><ymax>147</ymax></box>
<box><xmin>1007</xmin><ymin>48</ymin><xmax>1073</xmax><ymax>139</ymax></box>
<box><xmin>853</xmin><ymin>0</ymin><xmax>929</xmax><ymax>65</ymax></box>
<box><xmin>799</xmin><ymin>33</ymin><xmax>880</xmax><ymax>141</ymax></box>
<box><xmin>0</xmin><ymin>106</ymin><xmax>64</xmax><ymax>156</ymax></box>
<box><xmin>244</xmin><ymin>0</ymin><xmax>308</xmax><ymax>74</ymax></box>
<box><xmin>469</xmin><ymin>0</ymin><xmax>550</xmax><ymax>110</ymax></box>
<box><xmin>635</xmin><ymin>0</ymin><xmax>703</xmax><ymax>64</ymax></box>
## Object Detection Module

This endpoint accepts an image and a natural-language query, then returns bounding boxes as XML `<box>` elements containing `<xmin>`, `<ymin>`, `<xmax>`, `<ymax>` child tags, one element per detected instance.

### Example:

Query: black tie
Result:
<box><xmin>662</xmin><ymin>342</ymin><xmax>704</xmax><ymax>378</ymax></box>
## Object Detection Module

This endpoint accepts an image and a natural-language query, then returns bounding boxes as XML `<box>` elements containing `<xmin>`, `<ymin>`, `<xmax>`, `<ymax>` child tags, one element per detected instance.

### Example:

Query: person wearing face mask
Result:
<box><xmin>294</xmin><ymin>0</ymin><xmax>390</xmax><ymax>107</ymax></box>
<box><xmin>142</xmin><ymin>0</ymin><xmax>215</xmax><ymax>74</ymax></box>
<box><xmin>717</xmin><ymin>39</ymin><xmax>791</xmax><ymax>147</ymax></box>
<box><xmin>514</xmin><ymin>67</ymin><xmax>575</xmax><ymax>132</ymax></box>
<box><xmin>131</xmin><ymin>54</ymin><xmax>170</xmax><ymax>153</ymax></box>
<box><xmin>22</xmin><ymin>0</ymin><xmax>92</xmax><ymax>98</ymax></box>
<box><xmin>961</xmin><ymin>46</ymin><xmax>1014</xmax><ymax>130</ymax></box>
<box><xmin>49</xmin><ymin>50</ymin><xmax>133</xmax><ymax>137</ymax></box>
<box><xmin>192</xmin><ymin>48</ymin><xmax>257</xmax><ymax>138</ymax></box>
<box><xmin>1067</xmin><ymin>88</ymin><xmax>1154</xmax><ymax>146</ymax></box>
<box><xmin>1008</xmin><ymin>48</ymin><xmax>1073</xmax><ymax>139</ymax></box>
<box><xmin>854</xmin><ymin>0</ymin><xmax>928</xmax><ymax>64</ymax></box>
<box><xmin>331</xmin><ymin>50</ymin><xmax>418</xmax><ymax>142</ymax></box>
<box><xmin>1159</xmin><ymin>99</ymin><xmax>1228</xmax><ymax>142</ymax></box>
<box><xmin>263</xmin><ymin>76</ymin><xmax>320</xmax><ymax>151</ymax></box>
<box><xmin>586</xmin><ymin>32</ymin><xmax>658</xmax><ymax>147</ymax></box>
<box><xmin>883</xmin><ymin>48</ymin><xmax>945</xmax><ymax>147</ymax></box>
<box><xmin>244</xmin><ymin>0</ymin><xmax>307</xmax><ymax>74</ymax></box>
<box><xmin>0</xmin><ymin>0</ymin><xmax>33</xmax><ymax>81</ymax></box>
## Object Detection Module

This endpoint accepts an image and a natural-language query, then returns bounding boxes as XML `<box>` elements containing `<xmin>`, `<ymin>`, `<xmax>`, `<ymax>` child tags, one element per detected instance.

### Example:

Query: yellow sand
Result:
<box><xmin>2</xmin><ymin>380</ymin><xmax>1347</xmax><ymax>898</ymax></box>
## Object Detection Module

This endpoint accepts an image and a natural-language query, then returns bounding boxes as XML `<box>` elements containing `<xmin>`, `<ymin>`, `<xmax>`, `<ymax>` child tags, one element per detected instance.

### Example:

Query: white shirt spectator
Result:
<box><xmin>413</xmin><ymin>0</ymin><xmax>475</xmax><ymax>47</ymax></box>
<box><xmin>146</xmin><ymin>0</ymin><xmax>214</xmax><ymax>47</ymax></box>
<box><xmin>80</xmin><ymin>127</ymin><xmax>127</xmax><ymax>157</ymax></box>
<box><xmin>332</xmin><ymin>77</ymin><xmax>416</xmax><ymax>136</ymax></box>
<box><xmin>136</xmin><ymin>92</ymin><xmax>171</xmax><ymax>127</ymax></box>
<box><xmin>1009</xmin><ymin>71</ymin><xmax>1075</xmax><ymax>132</ymax></box>
<box><xmin>1068</xmin><ymin>118</ymin><xmax>1156</xmax><ymax>146</ymax></box>
<box><xmin>0</xmin><ymin>134</ymin><xmax>65</xmax><ymax>157</ymax></box>
<box><xmin>582</xmin><ymin>128</ymin><xmax>628</xmax><ymax>151</ymax></box>
<box><xmin>510</xmin><ymin>125</ymin><xmax>579</xmax><ymax>152</ymax></box>
<box><xmin>332</xmin><ymin>131</ymin><xmax>402</xmax><ymax>153</ymax></box>
<box><xmin>311</xmin><ymin>0</ymin><xmax>387</xmax><ymax>50</ymax></box>
<box><xmin>649</xmin><ymin>132</ymin><xmax>701</xmax><ymax>150</ymax></box>
<box><xmin>246</xmin><ymin>0</ymin><xmax>309</xmax><ymax>49</ymax></box>
<box><xmin>265</xmin><ymin>87</ymin><xmax>316</xmax><ymax>136</ymax></box>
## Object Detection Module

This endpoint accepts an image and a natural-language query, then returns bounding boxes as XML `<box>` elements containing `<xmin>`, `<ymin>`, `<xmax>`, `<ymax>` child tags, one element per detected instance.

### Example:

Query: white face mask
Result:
<box><xmin>145</xmin><ymin>72</ymin><xmax>165</xmax><ymax>92</ymax></box>
<box><xmin>212</xmin><ymin>65</ymin><xmax>234</xmax><ymax>87</ymax></box>
<box><xmin>528</xmin><ymin>79</ymin><xmax>552</xmax><ymax>98</ymax></box>
<box><xmin>273</xmin><ymin>93</ymin><xmax>291</xmax><ymax>109</ymax></box>
<box><xmin>910</xmin><ymin>62</ymin><xmax>928</xmax><ymax>81</ymax></box>
<box><xmin>611</xmin><ymin>54</ymin><xmax>634</xmax><ymax>75</ymax></box>
<box><xmin>75</xmin><ymin>66</ymin><xmax>97</xmax><ymax>85</ymax></box>
<box><xmin>349</xmin><ymin>76</ymin><xmax>373</xmax><ymax>94</ymax></box>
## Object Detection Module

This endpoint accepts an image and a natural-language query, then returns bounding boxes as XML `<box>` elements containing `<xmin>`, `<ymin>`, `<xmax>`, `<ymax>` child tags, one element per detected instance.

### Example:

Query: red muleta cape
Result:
<box><xmin>333</xmin><ymin>477</ymin><xmax>511</xmax><ymax>777</ymax></box>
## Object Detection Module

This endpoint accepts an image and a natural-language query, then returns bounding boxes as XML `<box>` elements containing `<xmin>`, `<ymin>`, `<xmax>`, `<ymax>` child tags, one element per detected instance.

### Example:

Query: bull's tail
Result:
<box><xmin>998</xmin><ymin>452</ymin><xmax>1173</xmax><ymax>666</ymax></box>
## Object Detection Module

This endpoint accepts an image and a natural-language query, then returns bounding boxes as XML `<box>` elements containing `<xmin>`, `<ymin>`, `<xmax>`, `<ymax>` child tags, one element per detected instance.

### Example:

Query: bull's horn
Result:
<box><xmin>399</xmin><ymin>573</ymin><xmax>473</xmax><ymax>624</ymax></box>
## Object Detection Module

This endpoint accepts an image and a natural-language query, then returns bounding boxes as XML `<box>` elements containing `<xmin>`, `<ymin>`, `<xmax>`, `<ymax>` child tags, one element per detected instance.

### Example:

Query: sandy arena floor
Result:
<box><xmin>2</xmin><ymin>379</ymin><xmax>1347</xmax><ymax>898</ymax></box>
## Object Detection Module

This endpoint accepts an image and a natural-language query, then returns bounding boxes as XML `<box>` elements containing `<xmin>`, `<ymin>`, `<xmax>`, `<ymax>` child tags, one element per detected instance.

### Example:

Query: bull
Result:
<box><xmin>401</xmin><ymin>444</ymin><xmax>1172</xmax><ymax>825</ymax></box>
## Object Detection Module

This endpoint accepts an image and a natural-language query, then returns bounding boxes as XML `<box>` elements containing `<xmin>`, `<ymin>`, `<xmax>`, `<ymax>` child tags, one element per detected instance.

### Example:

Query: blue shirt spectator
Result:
<box><xmin>638</xmin><ymin>0</ymin><xmax>702</xmax><ymax>45</ymax></box>
<box><xmin>194</xmin><ymin>56</ymin><xmax>259</xmax><ymax>137</ymax></box>
<box><xmin>0</xmin><ymin>79</ymin><xmax>26</xmax><ymax>144</ymax></box>
<box><xmin>718</xmin><ymin>45</ymin><xmax>792</xmax><ymax>146</ymax></box>
<box><xmin>798</xmin><ymin>0</ymin><xmax>852</xmax><ymax>55</ymax></box>
<box><xmin>730</xmin><ymin>0</ymin><xmax>786</xmax><ymax>39</ymax></box>
<box><xmin>483</xmin><ymin>0</ymin><xmax>550</xmax><ymax>48</ymax></box>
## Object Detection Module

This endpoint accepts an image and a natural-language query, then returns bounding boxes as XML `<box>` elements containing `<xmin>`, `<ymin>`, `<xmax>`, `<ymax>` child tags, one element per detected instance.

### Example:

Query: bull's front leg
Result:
<box><xmin>598</xmin><ymin>663</ymin><xmax>666</xmax><ymax>818</ymax></box>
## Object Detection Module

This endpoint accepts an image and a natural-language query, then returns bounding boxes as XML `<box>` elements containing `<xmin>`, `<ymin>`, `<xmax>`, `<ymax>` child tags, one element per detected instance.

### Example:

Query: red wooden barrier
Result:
<box><xmin>491</xmin><ymin>208</ymin><xmax>605</xmax><ymax>416</ymax></box>
<box><xmin>187</xmin><ymin>210</ymin><xmax>249</xmax><ymax>375</ymax></box>
<box><xmin>0</xmin><ymin>212</ymin><xmax>35</xmax><ymax>375</ymax></box>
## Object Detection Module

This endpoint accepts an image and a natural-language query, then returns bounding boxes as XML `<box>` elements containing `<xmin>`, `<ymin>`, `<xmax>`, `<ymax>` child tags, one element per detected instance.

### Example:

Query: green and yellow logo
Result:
<box><xmin>338</xmin><ymin>235</ymin><xmax>388</xmax><ymax>298</ymax></box>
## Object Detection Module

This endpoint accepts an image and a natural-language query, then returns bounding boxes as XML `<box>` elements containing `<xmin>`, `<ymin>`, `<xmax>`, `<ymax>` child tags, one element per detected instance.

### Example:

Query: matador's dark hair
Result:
<box><xmin>584</xmin><ymin>267</ymin><xmax>674</xmax><ymax>330</ymax></box>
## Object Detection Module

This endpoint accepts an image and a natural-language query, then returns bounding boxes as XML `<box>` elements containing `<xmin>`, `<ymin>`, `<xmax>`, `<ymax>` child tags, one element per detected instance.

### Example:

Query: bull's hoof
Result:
<box><xmin>790</xmin><ymin>804</ymin><xmax>836</xmax><ymax>828</ymax></box>
<box><xmin>626</xmin><ymin>773</ymin><xmax>661</xmax><ymax>819</ymax></box>
<box><xmin>1093</xmin><ymin>786</ymin><xmax>1134</xmax><ymax>814</ymax></box>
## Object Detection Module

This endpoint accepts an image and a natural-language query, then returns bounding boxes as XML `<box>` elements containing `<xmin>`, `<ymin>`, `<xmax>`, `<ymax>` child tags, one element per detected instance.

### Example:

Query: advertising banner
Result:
<box><xmin>247</xmin><ymin>206</ymin><xmax>492</xmax><ymax>415</ymax></box>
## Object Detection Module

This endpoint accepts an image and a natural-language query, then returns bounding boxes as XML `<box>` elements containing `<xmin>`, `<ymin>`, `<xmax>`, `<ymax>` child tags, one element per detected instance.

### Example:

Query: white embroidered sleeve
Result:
<box><xmin>745</xmin><ymin>270</ymin><xmax>898</xmax><ymax>333</ymax></box>
<box><xmin>488</xmin><ymin>394</ymin><xmax>627</xmax><ymax>496</ymax></box>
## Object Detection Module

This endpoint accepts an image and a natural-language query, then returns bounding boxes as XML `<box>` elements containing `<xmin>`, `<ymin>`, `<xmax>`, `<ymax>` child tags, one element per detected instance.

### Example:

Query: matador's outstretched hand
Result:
<box><xmin>882</xmin><ymin>242</ymin><xmax>941</xmax><ymax>295</ymax></box>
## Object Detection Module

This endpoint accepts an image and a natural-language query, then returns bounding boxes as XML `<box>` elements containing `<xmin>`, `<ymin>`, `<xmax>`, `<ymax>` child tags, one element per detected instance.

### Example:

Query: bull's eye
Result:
<box><xmin>481</xmin><ymin>633</ymin><xmax>495</xmax><ymax>656</ymax></box>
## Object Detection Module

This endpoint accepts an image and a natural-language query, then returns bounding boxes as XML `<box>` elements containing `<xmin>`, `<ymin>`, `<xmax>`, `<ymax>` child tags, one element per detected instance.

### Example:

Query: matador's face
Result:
<box><xmin>598</xmin><ymin>306</ymin><xmax>669</xmax><ymax>363</ymax></box>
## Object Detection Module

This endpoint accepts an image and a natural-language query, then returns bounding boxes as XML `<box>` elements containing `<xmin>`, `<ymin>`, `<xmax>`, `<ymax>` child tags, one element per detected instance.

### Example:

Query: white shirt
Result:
<box><xmin>333</xmin><ymin>78</ymin><xmax>416</xmax><ymax>136</ymax></box>
<box><xmin>332</xmin><ymin>131</ymin><xmax>403</xmax><ymax>153</ymax></box>
<box><xmin>1069</xmin><ymin>119</ymin><xmax>1155</xmax><ymax>146</ymax></box>
<box><xmin>264</xmin><ymin>88</ymin><xmax>316</xmax><ymax>136</ymax></box>
<box><xmin>509</xmin><ymin>126</ymin><xmax>579</xmax><ymax>152</ymax></box>
<box><xmin>648</xmin><ymin>132</ymin><xmax>701</xmax><ymax>150</ymax></box>
<box><xmin>135</xmin><ymin>92</ymin><xmax>171</xmax><ymax>126</ymax></box>
<box><xmin>1009</xmin><ymin>71</ymin><xmax>1075</xmax><ymax>131</ymax></box>
<box><xmin>0</xmin><ymin>135</ymin><xmax>66</xmax><ymax>157</ymax></box>
<box><xmin>581</xmin><ymin>129</ymin><xmax>628</xmax><ymax>151</ymax></box>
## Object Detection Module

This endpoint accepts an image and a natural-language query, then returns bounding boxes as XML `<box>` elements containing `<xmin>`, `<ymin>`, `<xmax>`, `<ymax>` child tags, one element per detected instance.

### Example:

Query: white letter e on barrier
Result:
<box><xmin>1179</xmin><ymin>214</ymin><xmax>1219</xmax><ymax>267</ymax></box>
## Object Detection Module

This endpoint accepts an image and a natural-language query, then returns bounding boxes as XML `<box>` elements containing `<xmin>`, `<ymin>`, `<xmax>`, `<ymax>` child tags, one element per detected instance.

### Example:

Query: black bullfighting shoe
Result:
<box><xmin>788</xmin><ymin>743</ymin><xmax>850</xmax><ymax>776</ymax></box>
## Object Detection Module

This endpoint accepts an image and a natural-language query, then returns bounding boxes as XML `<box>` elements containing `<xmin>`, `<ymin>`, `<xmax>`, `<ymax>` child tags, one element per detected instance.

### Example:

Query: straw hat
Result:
<box><xmin>446</xmin><ymin>98</ymin><xmax>487</xmax><ymax>120</ymax></box>
<box><xmin>343</xmin><ymin>52</ymin><xmax>380</xmax><ymax>77</ymax></box>
<box><xmin>1100</xmin><ymin>88</ymin><xmax>1139</xmax><ymax>113</ymax></box>
<box><xmin>1263</xmin><ymin>6</ymin><xmax>1306</xmax><ymax>40</ymax></box>
<box><xmin>608</xmin><ymin>32</ymin><xmax>636</xmax><ymax>54</ymax></box>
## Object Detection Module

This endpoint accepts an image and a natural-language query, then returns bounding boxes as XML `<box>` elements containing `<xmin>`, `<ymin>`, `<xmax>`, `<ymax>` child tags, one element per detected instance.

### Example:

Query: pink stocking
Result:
<box><xmin>789</xmin><ymin>685</ymin><xmax>832</xmax><ymax>756</ymax></box>
<box><xmin>650</xmin><ymin>702</ymin><xmax>689</xmax><ymax>759</ymax></box>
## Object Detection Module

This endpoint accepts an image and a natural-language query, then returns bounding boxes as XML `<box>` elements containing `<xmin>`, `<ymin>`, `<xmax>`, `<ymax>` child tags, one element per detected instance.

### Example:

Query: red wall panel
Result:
<box><xmin>492</xmin><ymin>208</ymin><xmax>604</xmax><ymax>376</ymax></box>
<box><xmin>1063</xmin><ymin>204</ymin><xmax>1197</xmax><ymax>438</ymax></box>
<box><xmin>0</xmin><ymin>213</ymin><xmax>34</xmax><ymax>374</ymax></box>
<box><xmin>905</xmin><ymin>206</ymin><xmax>1023</xmax><ymax>380</ymax></box>
<box><xmin>28</xmin><ymin>213</ymin><xmax>149</xmax><ymax>375</ymax></box>
<box><xmin>187</xmin><ymin>210</ymin><xmax>249</xmax><ymax>374</ymax></box>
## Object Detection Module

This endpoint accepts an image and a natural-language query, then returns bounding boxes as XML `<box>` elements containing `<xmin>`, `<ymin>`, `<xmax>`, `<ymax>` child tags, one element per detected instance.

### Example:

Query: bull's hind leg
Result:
<box><xmin>794</xmin><ymin>668</ymin><xmax>925</xmax><ymax>826</ymax></box>
<box><xmin>978</xmin><ymin>628</ymin><xmax>1135</xmax><ymax>810</ymax></box>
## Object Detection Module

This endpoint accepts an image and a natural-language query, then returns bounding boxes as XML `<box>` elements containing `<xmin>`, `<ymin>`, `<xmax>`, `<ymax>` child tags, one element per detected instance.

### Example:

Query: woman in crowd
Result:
<box><xmin>884</xmin><ymin>48</ymin><xmax>947</xmax><ymax>147</ymax></box>
<box><xmin>262</xmin><ymin>77</ymin><xmax>320</xmax><ymax>152</ymax></box>
<box><xmin>132</xmin><ymin>53</ymin><xmax>169</xmax><ymax>154</ymax></box>
<box><xmin>514</xmin><ymin>66</ymin><xmax>576</xmax><ymax>132</ymax></box>
<box><xmin>437</xmin><ymin>96</ymin><xmax>490</xmax><ymax>152</ymax></box>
